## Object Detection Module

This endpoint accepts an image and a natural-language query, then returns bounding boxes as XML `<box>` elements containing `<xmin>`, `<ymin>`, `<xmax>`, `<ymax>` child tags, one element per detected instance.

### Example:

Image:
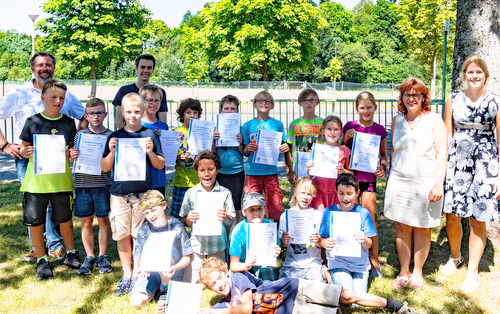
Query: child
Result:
<box><xmin>278</xmin><ymin>177</ymin><xmax>323</xmax><ymax>281</ymax></box>
<box><xmin>69</xmin><ymin>98</ymin><xmax>113</xmax><ymax>275</ymax></box>
<box><xmin>179</xmin><ymin>257</ymin><xmax>418</xmax><ymax>313</ymax></box>
<box><xmin>342</xmin><ymin>91</ymin><xmax>388</xmax><ymax>277</ymax></box>
<box><xmin>213</xmin><ymin>95</ymin><xmax>245</xmax><ymax>229</ymax></box>
<box><xmin>319</xmin><ymin>173</ymin><xmax>377</xmax><ymax>294</ymax></box>
<box><xmin>140</xmin><ymin>85</ymin><xmax>169</xmax><ymax>196</ymax></box>
<box><xmin>241</xmin><ymin>91</ymin><xmax>293</xmax><ymax>221</ymax></box>
<box><xmin>170</xmin><ymin>98</ymin><xmax>203</xmax><ymax>219</ymax></box>
<box><xmin>229</xmin><ymin>192</ymin><xmax>281</xmax><ymax>280</ymax></box>
<box><xmin>129</xmin><ymin>190</ymin><xmax>193</xmax><ymax>308</ymax></box>
<box><xmin>101</xmin><ymin>92</ymin><xmax>165</xmax><ymax>295</ymax></box>
<box><xmin>179</xmin><ymin>150</ymin><xmax>235</xmax><ymax>283</ymax></box>
<box><xmin>307</xmin><ymin>115</ymin><xmax>352</xmax><ymax>212</ymax></box>
<box><xmin>19</xmin><ymin>80</ymin><xmax>81</xmax><ymax>279</ymax></box>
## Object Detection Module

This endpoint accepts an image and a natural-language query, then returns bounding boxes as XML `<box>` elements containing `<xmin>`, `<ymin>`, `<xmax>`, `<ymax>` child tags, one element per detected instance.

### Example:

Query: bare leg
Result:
<box><xmin>467</xmin><ymin>217</ymin><xmax>486</xmax><ymax>274</ymax></box>
<box><xmin>395</xmin><ymin>222</ymin><xmax>412</xmax><ymax>277</ymax></box>
<box><xmin>31</xmin><ymin>225</ymin><xmax>46</xmax><ymax>258</ymax></box>
<box><xmin>412</xmin><ymin>227</ymin><xmax>431</xmax><ymax>278</ymax></box>
<box><xmin>117</xmin><ymin>235</ymin><xmax>132</xmax><ymax>277</ymax></box>
<box><xmin>80</xmin><ymin>216</ymin><xmax>95</xmax><ymax>257</ymax></box>
<box><xmin>446</xmin><ymin>213</ymin><xmax>463</xmax><ymax>259</ymax></box>
<box><xmin>59</xmin><ymin>220</ymin><xmax>75</xmax><ymax>251</ymax></box>
<box><xmin>361</xmin><ymin>191</ymin><xmax>379</xmax><ymax>268</ymax></box>
<box><xmin>339</xmin><ymin>288</ymin><xmax>387</xmax><ymax>307</ymax></box>
<box><xmin>130</xmin><ymin>293</ymin><xmax>151</xmax><ymax>308</ymax></box>
<box><xmin>97</xmin><ymin>217</ymin><xmax>110</xmax><ymax>256</ymax></box>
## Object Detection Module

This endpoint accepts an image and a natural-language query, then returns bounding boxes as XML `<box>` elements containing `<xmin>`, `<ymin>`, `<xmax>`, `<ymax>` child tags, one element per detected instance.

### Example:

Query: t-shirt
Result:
<box><xmin>241</xmin><ymin>117</ymin><xmax>286</xmax><ymax>176</ymax></box>
<box><xmin>342</xmin><ymin>121</ymin><xmax>387</xmax><ymax>182</ymax></box>
<box><xmin>318</xmin><ymin>204</ymin><xmax>377</xmax><ymax>275</ymax></box>
<box><xmin>112</xmin><ymin>83</ymin><xmax>168</xmax><ymax>112</ymax></box>
<box><xmin>173</xmin><ymin>125</ymin><xmax>199</xmax><ymax>187</ymax></box>
<box><xmin>102</xmin><ymin>127</ymin><xmax>163</xmax><ymax>196</ymax></box>
<box><xmin>74</xmin><ymin>128</ymin><xmax>113</xmax><ymax>188</ymax></box>
<box><xmin>19</xmin><ymin>113</ymin><xmax>77</xmax><ymax>193</ymax></box>
<box><xmin>287</xmin><ymin>116</ymin><xmax>323</xmax><ymax>169</ymax></box>
<box><xmin>217</xmin><ymin>146</ymin><xmax>244</xmax><ymax>175</ymax></box>
<box><xmin>141</xmin><ymin>120</ymin><xmax>168</xmax><ymax>189</ymax></box>
<box><xmin>278</xmin><ymin>208</ymin><xmax>323</xmax><ymax>269</ymax></box>
<box><xmin>212</xmin><ymin>271</ymin><xmax>299</xmax><ymax>314</ymax></box>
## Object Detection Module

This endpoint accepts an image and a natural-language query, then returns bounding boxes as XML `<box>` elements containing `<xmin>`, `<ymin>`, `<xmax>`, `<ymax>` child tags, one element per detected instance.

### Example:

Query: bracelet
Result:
<box><xmin>0</xmin><ymin>142</ymin><xmax>8</xmax><ymax>151</ymax></box>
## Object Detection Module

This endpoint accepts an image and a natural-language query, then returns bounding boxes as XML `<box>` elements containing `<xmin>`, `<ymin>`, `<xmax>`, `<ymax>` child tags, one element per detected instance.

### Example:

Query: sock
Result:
<box><xmin>37</xmin><ymin>255</ymin><xmax>49</xmax><ymax>263</ymax></box>
<box><xmin>67</xmin><ymin>249</ymin><xmax>76</xmax><ymax>254</ymax></box>
<box><xmin>385</xmin><ymin>298</ymin><xmax>404</xmax><ymax>312</ymax></box>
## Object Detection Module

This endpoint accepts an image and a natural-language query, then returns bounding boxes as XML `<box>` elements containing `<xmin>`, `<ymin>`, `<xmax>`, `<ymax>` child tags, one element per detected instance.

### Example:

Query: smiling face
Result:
<box><xmin>323</xmin><ymin>121</ymin><xmax>342</xmax><ymax>146</ymax></box>
<box><xmin>356</xmin><ymin>100</ymin><xmax>376</xmax><ymax>124</ymax></box>
<box><xmin>143</xmin><ymin>91</ymin><xmax>162</xmax><ymax>116</ymax></box>
<box><xmin>402</xmin><ymin>88</ymin><xmax>424</xmax><ymax>115</ymax></box>
<box><xmin>465</xmin><ymin>62</ymin><xmax>487</xmax><ymax>90</ymax></box>
<box><xmin>32</xmin><ymin>55</ymin><xmax>55</xmax><ymax>84</ymax></box>
<box><xmin>298</xmin><ymin>95</ymin><xmax>319</xmax><ymax>115</ymax></box>
<box><xmin>121</xmin><ymin>100</ymin><xmax>144</xmax><ymax>128</ymax></box>
<box><xmin>221</xmin><ymin>102</ymin><xmax>238</xmax><ymax>113</ymax></box>
<box><xmin>143</xmin><ymin>203</ymin><xmax>168</xmax><ymax>228</ymax></box>
<box><xmin>294</xmin><ymin>184</ymin><xmax>314</xmax><ymax>210</ymax></box>
<box><xmin>207</xmin><ymin>271</ymin><xmax>231</xmax><ymax>296</ymax></box>
<box><xmin>84</xmin><ymin>105</ymin><xmax>107</xmax><ymax>129</ymax></box>
<box><xmin>253</xmin><ymin>97</ymin><xmax>274</xmax><ymax>114</ymax></box>
<box><xmin>337</xmin><ymin>184</ymin><xmax>359</xmax><ymax>212</ymax></box>
<box><xmin>197</xmin><ymin>158</ymin><xmax>218</xmax><ymax>191</ymax></box>
<box><xmin>242</xmin><ymin>205</ymin><xmax>266</xmax><ymax>223</ymax></box>
<box><xmin>136</xmin><ymin>59</ymin><xmax>154</xmax><ymax>82</ymax></box>
<box><xmin>41</xmin><ymin>86</ymin><xmax>65</xmax><ymax>118</ymax></box>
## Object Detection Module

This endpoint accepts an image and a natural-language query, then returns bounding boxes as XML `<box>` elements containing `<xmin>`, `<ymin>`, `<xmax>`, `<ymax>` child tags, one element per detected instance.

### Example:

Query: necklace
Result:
<box><xmin>405</xmin><ymin>113</ymin><xmax>424</xmax><ymax>130</ymax></box>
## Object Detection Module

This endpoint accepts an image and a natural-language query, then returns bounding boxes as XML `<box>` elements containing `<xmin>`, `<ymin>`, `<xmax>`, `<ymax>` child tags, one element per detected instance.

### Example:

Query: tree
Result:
<box><xmin>324</xmin><ymin>57</ymin><xmax>341</xmax><ymax>82</ymax></box>
<box><xmin>38</xmin><ymin>0</ymin><xmax>152</xmax><ymax>96</ymax></box>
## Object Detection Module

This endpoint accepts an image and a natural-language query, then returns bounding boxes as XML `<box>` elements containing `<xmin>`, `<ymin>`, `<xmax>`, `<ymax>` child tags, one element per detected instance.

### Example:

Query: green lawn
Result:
<box><xmin>0</xmin><ymin>180</ymin><xmax>498</xmax><ymax>313</ymax></box>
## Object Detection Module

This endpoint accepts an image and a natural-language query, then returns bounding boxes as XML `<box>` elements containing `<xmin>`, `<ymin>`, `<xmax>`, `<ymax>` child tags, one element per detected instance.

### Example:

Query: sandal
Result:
<box><xmin>392</xmin><ymin>276</ymin><xmax>410</xmax><ymax>289</ymax></box>
<box><xmin>441</xmin><ymin>254</ymin><xmax>464</xmax><ymax>276</ymax></box>
<box><xmin>461</xmin><ymin>272</ymin><xmax>480</xmax><ymax>293</ymax></box>
<box><xmin>408</xmin><ymin>276</ymin><xmax>424</xmax><ymax>290</ymax></box>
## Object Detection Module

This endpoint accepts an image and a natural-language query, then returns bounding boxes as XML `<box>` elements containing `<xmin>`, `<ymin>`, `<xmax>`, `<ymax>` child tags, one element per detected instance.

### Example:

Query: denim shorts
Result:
<box><xmin>74</xmin><ymin>187</ymin><xmax>111</xmax><ymax>218</ymax></box>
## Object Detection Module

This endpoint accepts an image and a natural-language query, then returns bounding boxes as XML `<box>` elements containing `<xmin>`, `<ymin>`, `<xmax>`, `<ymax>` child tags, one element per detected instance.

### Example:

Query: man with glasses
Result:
<box><xmin>0</xmin><ymin>51</ymin><xmax>85</xmax><ymax>263</ymax></box>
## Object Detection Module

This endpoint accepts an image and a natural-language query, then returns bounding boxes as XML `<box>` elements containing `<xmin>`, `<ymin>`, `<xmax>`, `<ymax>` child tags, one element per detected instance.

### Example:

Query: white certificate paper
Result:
<box><xmin>216</xmin><ymin>113</ymin><xmax>240</xmax><ymax>147</ymax></box>
<box><xmin>286</xmin><ymin>209</ymin><xmax>315</xmax><ymax>245</ymax></box>
<box><xmin>114</xmin><ymin>138</ymin><xmax>146</xmax><ymax>181</ymax></box>
<box><xmin>309</xmin><ymin>143</ymin><xmax>340</xmax><ymax>179</ymax></box>
<box><xmin>330</xmin><ymin>211</ymin><xmax>361</xmax><ymax>258</ymax></box>
<box><xmin>160</xmin><ymin>130</ymin><xmax>183</xmax><ymax>166</ymax></box>
<box><xmin>139</xmin><ymin>231</ymin><xmax>176</xmax><ymax>271</ymax></box>
<box><xmin>73</xmin><ymin>133</ymin><xmax>108</xmax><ymax>175</ymax></box>
<box><xmin>296</xmin><ymin>151</ymin><xmax>311</xmax><ymax>179</ymax></box>
<box><xmin>247</xmin><ymin>223</ymin><xmax>277</xmax><ymax>267</ymax></box>
<box><xmin>34</xmin><ymin>134</ymin><xmax>66</xmax><ymax>175</ymax></box>
<box><xmin>166</xmin><ymin>281</ymin><xmax>203</xmax><ymax>314</ymax></box>
<box><xmin>187</xmin><ymin>119</ymin><xmax>215</xmax><ymax>155</ymax></box>
<box><xmin>192</xmin><ymin>192</ymin><xmax>225</xmax><ymax>236</ymax></box>
<box><xmin>349</xmin><ymin>132</ymin><xmax>381</xmax><ymax>173</ymax></box>
<box><xmin>252</xmin><ymin>130</ymin><xmax>282</xmax><ymax>166</ymax></box>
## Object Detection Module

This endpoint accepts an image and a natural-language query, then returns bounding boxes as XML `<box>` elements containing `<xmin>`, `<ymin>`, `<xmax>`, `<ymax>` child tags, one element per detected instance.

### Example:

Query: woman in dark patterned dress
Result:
<box><xmin>442</xmin><ymin>56</ymin><xmax>500</xmax><ymax>293</ymax></box>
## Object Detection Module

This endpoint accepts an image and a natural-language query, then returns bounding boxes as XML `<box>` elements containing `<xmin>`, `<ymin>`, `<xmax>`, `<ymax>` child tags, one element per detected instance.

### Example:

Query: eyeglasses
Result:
<box><xmin>302</xmin><ymin>98</ymin><xmax>318</xmax><ymax>104</ymax></box>
<box><xmin>86</xmin><ymin>112</ymin><xmax>105</xmax><ymax>117</ymax></box>
<box><xmin>255</xmin><ymin>99</ymin><xmax>272</xmax><ymax>105</ymax></box>
<box><xmin>145</xmin><ymin>99</ymin><xmax>161</xmax><ymax>104</ymax></box>
<box><xmin>403</xmin><ymin>93</ymin><xmax>423</xmax><ymax>100</ymax></box>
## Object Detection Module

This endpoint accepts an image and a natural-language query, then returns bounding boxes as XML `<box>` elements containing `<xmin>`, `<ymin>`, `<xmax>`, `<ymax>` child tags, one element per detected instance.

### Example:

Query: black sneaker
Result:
<box><xmin>36</xmin><ymin>258</ymin><xmax>54</xmax><ymax>280</ymax></box>
<box><xmin>97</xmin><ymin>255</ymin><xmax>112</xmax><ymax>274</ymax></box>
<box><xmin>78</xmin><ymin>256</ymin><xmax>96</xmax><ymax>275</ymax></box>
<box><xmin>63</xmin><ymin>251</ymin><xmax>82</xmax><ymax>269</ymax></box>
<box><xmin>158</xmin><ymin>286</ymin><xmax>168</xmax><ymax>301</ymax></box>
<box><xmin>114</xmin><ymin>277</ymin><xmax>131</xmax><ymax>296</ymax></box>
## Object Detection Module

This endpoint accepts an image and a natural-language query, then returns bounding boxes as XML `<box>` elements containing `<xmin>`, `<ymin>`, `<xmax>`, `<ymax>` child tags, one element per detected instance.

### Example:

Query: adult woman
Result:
<box><xmin>441</xmin><ymin>56</ymin><xmax>500</xmax><ymax>293</ymax></box>
<box><xmin>384</xmin><ymin>77</ymin><xmax>447</xmax><ymax>290</ymax></box>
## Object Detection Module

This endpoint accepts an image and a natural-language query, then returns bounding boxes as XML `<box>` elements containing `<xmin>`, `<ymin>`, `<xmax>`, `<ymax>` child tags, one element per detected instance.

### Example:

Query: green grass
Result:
<box><xmin>0</xmin><ymin>180</ymin><xmax>499</xmax><ymax>313</ymax></box>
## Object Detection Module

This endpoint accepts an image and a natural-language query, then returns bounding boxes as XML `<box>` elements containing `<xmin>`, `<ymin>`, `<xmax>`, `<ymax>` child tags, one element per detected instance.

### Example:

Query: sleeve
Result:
<box><xmin>224</xmin><ymin>190</ymin><xmax>236</xmax><ymax>219</ymax></box>
<box><xmin>179</xmin><ymin>188</ymin><xmax>193</xmax><ymax>218</ymax></box>
<box><xmin>378</xmin><ymin>124</ymin><xmax>388</xmax><ymax>139</ymax></box>
<box><xmin>68</xmin><ymin>121</ymin><xmax>78</xmax><ymax>147</ymax></box>
<box><xmin>159</xmin><ymin>88</ymin><xmax>168</xmax><ymax>112</ymax></box>
<box><xmin>19</xmin><ymin>118</ymin><xmax>33</xmax><ymax>143</ymax></box>
<box><xmin>102</xmin><ymin>133</ymin><xmax>113</xmax><ymax>158</ymax></box>
<box><xmin>62</xmin><ymin>90</ymin><xmax>85</xmax><ymax>120</ymax></box>
<box><xmin>278</xmin><ymin>212</ymin><xmax>287</xmax><ymax>239</ymax></box>
<box><xmin>112</xmin><ymin>87</ymin><xmax>125</xmax><ymax>107</ymax></box>
<box><xmin>174</xmin><ymin>219</ymin><xmax>194</xmax><ymax>256</ymax></box>
<box><xmin>279</xmin><ymin>121</ymin><xmax>286</xmax><ymax>142</ymax></box>
<box><xmin>361</xmin><ymin>208</ymin><xmax>377</xmax><ymax>238</ymax></box>
<box><xmin>241</xmin><ymin>122</ymin><xmax>250</xmax><ymax>145</ymax></box>
<box><xmin>286</xmin><ymin>121</ymin><xmax>295</xmax><ymax>145</ymax></box>
<box><xmin>151</xmin><ymin>131</ymin><xmax>163</xmax><ymax>156</ymax></box>
<box><xmin>134</xmin><ymin>223</ymin><xmax>149</xmax><ymax>258</ymax></box>
<box><xmin>318</xmin><ymin>210</ymin><xmax>330</xmax><ymax>238</ymax></box>
<box><xmin>0</xmin><ymin>89</ymin><xmax>23</xmax><ymax>119</ymax></box>
<box><xmin>229</xmin><ymin>226</ymin><xmax>244</xmax><ymax>257</ymax></box>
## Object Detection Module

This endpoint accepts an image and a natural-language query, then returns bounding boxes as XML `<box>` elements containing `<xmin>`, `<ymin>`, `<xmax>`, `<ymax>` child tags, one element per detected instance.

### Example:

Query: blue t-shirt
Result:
<box><xmin>230</xmin><ymin>218</ymin><xmax>279</xmax><ymax>262</ymax></box>
<box><xmin>319</xmin><ymin>204</ymin><xmax>377</xmax><ymax>274</ymax></box>
<box><xmin>212</xmin><ymin>271</ymin><xmax>299</xmax><ymax>313</ymax></box>
<box><xmin>241</xmin><ymin>118</ymin><xmax>286</xmax><ymax>176</ymax></box>
<box><xmin>141</xmin><ymin>120</ymin><xmax>168</xmax><ymax>189</ymax></box>
<box><xmin>217</xmin><ymin>146</ymin><xmax>244</xmax><ymax>175</ymax></box>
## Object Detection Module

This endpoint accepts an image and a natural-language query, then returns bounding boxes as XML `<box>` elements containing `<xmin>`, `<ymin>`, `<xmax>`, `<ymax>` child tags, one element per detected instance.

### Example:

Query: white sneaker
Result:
<box><xmin>461</xmin><ymin>272</ymin><xmax>480</xmax><ymax>293</ymax></box>
<box><xmin>441</xmin><ymin>254</ymin><xmax>464</xmax><ymax>276</ymax></box>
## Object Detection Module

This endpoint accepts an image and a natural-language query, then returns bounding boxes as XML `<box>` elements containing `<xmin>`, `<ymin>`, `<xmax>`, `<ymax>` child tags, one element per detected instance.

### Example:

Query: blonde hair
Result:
<box><xmin>199</xmin><ymin>257</ymin><xmax>228</xmax><ymax>289</ymax></box>
<box><xmin>289</xmin><ymin>177</ymin><xmax>318</xmax><ymax>207</ymax></box>
<box><xmin>461</xmin><ymin>56</ymin><xmax>489</xmax><ymax>88</ymax></box>
<box><xmin>253</xmin><ymin>91</ymin><xmax>274</xmax><ymax>105</ymax></box>
<box><xmin>121</xmin><ymin>92</ymin><xmax>144</xmax><ymax>110</ymax></box>
<box><xmin>318</xmin><ymin>115</ymin><xmax>343</xmax><ymax>144</ymax></box>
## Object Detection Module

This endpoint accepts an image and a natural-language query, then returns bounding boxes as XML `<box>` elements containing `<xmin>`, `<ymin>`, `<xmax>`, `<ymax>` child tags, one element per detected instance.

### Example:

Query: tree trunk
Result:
<box><xmin>452</xmin><ymin>0</ymin><xmax>500</xmax><ymax>91</ymax></box>
<box><xmin>90</xmin><ymin>64</ymin><xmax>97</xmax><ymax>97</ymax></box>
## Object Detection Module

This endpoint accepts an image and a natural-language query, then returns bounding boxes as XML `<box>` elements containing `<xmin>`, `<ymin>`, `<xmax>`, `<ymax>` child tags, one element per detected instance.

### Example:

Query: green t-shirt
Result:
<box><xmin>173</xmin><ymin>125</ymin><xmax>200</xmax><ymax>188</ymax></box>
<box><xmin>287</xmin><ymin>116</ymin><xmax>323</xmax><ymax>169</ymax></box>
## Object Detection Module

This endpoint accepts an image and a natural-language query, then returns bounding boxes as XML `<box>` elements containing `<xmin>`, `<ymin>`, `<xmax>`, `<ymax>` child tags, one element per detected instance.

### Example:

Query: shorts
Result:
<box><xmin>293</xmin><ymin>279</ymin><xmax>342</xmax><ymax>314</ymax></box>
<box><xmin>244</xmin><ymin>174</ymin><xmax>283</xmax><ymax>220</ymax></box>
<box><xmin>279</xmin><ymin>266</ymin><xmax>323</xmax><ymax>281</ymax></box>
<box><xmin>109</xmin><ymin>194</ymin><xmax>145</xmax><ymax>241</ymax></box>
<box><xmin>359</xmin><ymin>181</ymin><xmax>377</xmax><ymax>193</ymax></box>
<box><xmin>74</xmin><ymin>187</ymin><xmax>110</xmax><ymax>218</ymax></box>
<box><xmin>23</xmin><ymin>192</ymin><xmax>73</xmax><ymax>226</ymax></box>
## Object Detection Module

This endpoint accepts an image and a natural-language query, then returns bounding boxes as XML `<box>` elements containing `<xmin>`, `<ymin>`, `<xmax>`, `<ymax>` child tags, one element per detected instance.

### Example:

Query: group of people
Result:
<box><xmin>0</xmin><ymin>52</ymin><xmax>497</xmax><ymax>313</ymax></box>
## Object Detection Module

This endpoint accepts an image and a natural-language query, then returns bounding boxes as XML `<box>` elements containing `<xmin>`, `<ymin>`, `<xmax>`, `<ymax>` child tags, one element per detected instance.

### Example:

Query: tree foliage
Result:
<box><xmin>324</xmin><ymin>57</ymin><xmax>341</xmax><ymax>82</ymax></box>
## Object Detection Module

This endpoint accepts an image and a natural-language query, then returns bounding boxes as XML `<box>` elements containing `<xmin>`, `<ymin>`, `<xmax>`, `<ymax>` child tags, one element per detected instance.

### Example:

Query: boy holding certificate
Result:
<box><xmin>129</xmin><ymin>190</ymin><xmax>193</xmax><ymax>308</ymax></box>
<box><xmin>101</xmin><ymin>93</ymin><xmax>165</xmax><ymax>296</ymax></box>
<box><xmin>19</xmin><ymin>80</ymin><xmax>81</xmax><ymax>279</ymax></box>
<box><xmin>69</xmin><ymin>98</ymin><xmax>113</xmax><ymax>275</ymax></box>
<box><xmin>230</xmin><ymin>192</ymin><xmax>281</xmax><ymax>280</ymax></box>
<box><xmin>180</xmin><ymin>150</ymin><xmax>235</xmax><ymax>283</ymax></box>
<box><xmin>241</xmin><ymin>91</ymin><xmax>293</xmax><ymax>221</ymax></box>
<box><xmin>319</xmin><ymin>173</ymin><xmax>377</xmax><ymax>294</ymax></box>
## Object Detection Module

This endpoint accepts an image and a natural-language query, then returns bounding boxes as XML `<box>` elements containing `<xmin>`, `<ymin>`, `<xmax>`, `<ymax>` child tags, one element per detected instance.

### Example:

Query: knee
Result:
<box><xmin>395</xmin><ymin>222</ymin><xmax>412</xmax><ymax>233</ymax></box>
<box><xmin>469</xmin><ymin>217</ymin><xmax>485</xmax><ymax>230</ymax></box>
<box><xmin>339</xmin><ymin>288</ymin><xmax>356</xmax><ymax>304</ymax></box>
<box><xmin>130</xmin><ymin>293</ymin><xmax>148</xmax><ymax>308</ymax></box>
<box><xmin>446</xmin><ymin>214</ymin><xmax>461</xmax><ymax>225</ymax></box>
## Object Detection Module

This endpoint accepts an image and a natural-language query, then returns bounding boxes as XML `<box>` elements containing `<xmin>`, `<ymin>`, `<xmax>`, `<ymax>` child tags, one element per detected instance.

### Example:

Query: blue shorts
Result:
<box><xmin>74</xmin><ymin>187</ymin><xmax>110</xmax><ymax>218</ymax></box>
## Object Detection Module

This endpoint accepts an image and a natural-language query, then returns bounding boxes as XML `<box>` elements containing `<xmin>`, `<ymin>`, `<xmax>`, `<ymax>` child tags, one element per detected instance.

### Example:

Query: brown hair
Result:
<box><xmin>176</xmin><ymin>98</ymin><xmax>203</xmax><ymax>123</ymax></box>
<box><xmin>397</xmin><ymin>77</ymin><xmax>431</xmax><ymax>115</ymax></box>
<box><xmin>194</xmin><ymin>150</ymin><xmax>221</xmax><ymax>171</ymax></box>
<box><xmin>199</xmin><ymin>257</ymin><xmax>228</xmax><ymax>289</ymax></box>
<box><xmin>318</xmin><ymin>115</ymin><xmax>343</xmax><ymax>143</ymax></box>
<box><xmin>298</xmin><ymin>89</ymin><xmax>319</xmax><ymax>102</ymax></box>
<box><xmin>355</xmin><ymin>91</ymin><xmax>377</xmax><ymax>108</ymax></box>
<box><xmin>219</xmin><ymin>95</ymin><xmax>240</xmax><ymax>112</ymax></box>
<box><xmin>139</xmin><ymin>85</ymin><xmax>163</xmax><ymax>101</ymax></box>
<box><xmin>461</xmin><ymin>56</ymin><xmax>489</xmax><ymax>88</ymax></box>
<box><xmin>86</xmin><ymin>98</ymin><xmax>105</xmax><ymax>109</ymax></box>
<box><xmin>42</xmin><ymin>79</ymin><xmax>67</xmax><ymax>94</ymax></box>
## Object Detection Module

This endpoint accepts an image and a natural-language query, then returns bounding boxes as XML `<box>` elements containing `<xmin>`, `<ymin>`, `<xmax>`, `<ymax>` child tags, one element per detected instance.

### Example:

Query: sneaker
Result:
<box><xmin>441</xmin><ymin>254</ymin><xmax>464</xmax><ymax>276</ymax></box>
<box><xmin>461</xmin><ymin>272</ymin><xmax>480</xmax><ymax>293</ymax></box>
<box><xmin>36</xmin><ymin>258</ymin><xmax>54</xmax><ymax>280</ymax></box>
<box><xmin>97</xmin><ymin>255</ymin><xmax>112</xmax><ymax>274</ymax></box>
<box><xmin>24</xmin><ymin>249</ymin><xmax>37</xmax><ymax>263</ymax></box>
<box><xmin>158</xmin><ymin>286</ymin><xmax>168</xmax><ymax>301</ymax></box>
<box><xmin>128</xmin><ymin>277</ymin><xmax>138</xmax><ymax>295</ymax></box>
<box><xmin>49</xmin><ymin>247</ymin><xmax>67</xmax><ymax>261</ymax></box>
<box><xmin>78</xmin><ymin>256</ymin><xmax>96</xmax><ymax>275</ymax></box>
<box><xmin>115</xmin><ymin>277</ymin><xmax>131</xmax><ymax>296</ymax></box>
<box><xmin>397</xmin><ymin>301</ymin><xmax>419</xmax><ymax>314</ymax></box>
<box><xmin>63</xmin><ymin>251</ymin><xmax>82</xmax><ymax>269</ymax></box>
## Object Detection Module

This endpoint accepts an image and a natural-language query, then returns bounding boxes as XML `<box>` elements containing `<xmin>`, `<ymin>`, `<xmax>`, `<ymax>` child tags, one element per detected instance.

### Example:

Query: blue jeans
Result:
<box><xmin>330</xmin><ymin>268</ymin><xmax>368</xmax><ymax>293</ymax></box>
<box><xmin>16</xmin><ymin>158</ymin><xmax>63</xmax><ymax>252</ymax></box>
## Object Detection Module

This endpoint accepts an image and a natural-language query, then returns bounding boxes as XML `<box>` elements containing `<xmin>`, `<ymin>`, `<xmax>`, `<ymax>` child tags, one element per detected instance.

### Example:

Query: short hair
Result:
<box><xmin>42</xmin><ymin>79</ymin><xmax>67</xmax><ymax>94</ymax></box>
<box><xmin>176</xmin><ymin>98</ymin><xmax>203</xmax><ymax>123</ymax></box>
<box><xmin>461</xmin><ymin>56</ymin><xmax>489</xmax><ymax>87</ymax></box>
<box><xmin>86</xmin><ymin>98</ymin><xmax>106</xmax><ymax>109</ymax></box>
<box><xmin>135</xmin><ymin>54</ymin><xmax>156</xmax><ymax>68</ymax></box>
<box><xmin>139</xmin><ymin>85</ymin><xmax>163</xmax><ymax>101</ymax></box>
<box><xmin>194</xmin><ymin>150</ymin><xmax>221</xmax><ymax>171</ymax></box>
<box><xmin>199</xmin><ymin>257</ymin><xmax>228</xmax><ymax>289</ymax></box>
<box><xmin>121</xmin><ymin>92</ymin><xmax>144</xmax><ymax>110</ymax></box>
<box><xmin>288</xmin><ymin>176</ymin><xmax>318</xmax><ymax>207</ymax></box>
<box><xmin>355</xmin><ymin>91</ymin><xmax>377</xmax><ymax>108</ymax></box>
<box><xmin>219</xmin><ymin>95</ymin><xmax>240</xmax><ymax>112</ymax></box>
<box><xmin>397</xmin><ymin>77</ymin><xmax>431</xmax><ymax>115</ymax></box>
<box><xmin>318</xmin><ymin>115</ymin><xmax>343</xmax><ymax>143</ymax></box>
<box><xmin>335</xmin><ymin>173</ymin><xmax>360</xmax><ymax>191</ymax></box>
<box><xmin>298</xmin><ymin>89</ymin><xmax>319</xmax><ymax>102</ymax></box>
<box><xmin>30</xmin><ymin>51</ymin><xmax>56</xmax><ymax>67</ymax></box>
<box><xmin>253</xmin><ymin>91</ymin><xmax>274</xmax><ymax>105</ymax></box>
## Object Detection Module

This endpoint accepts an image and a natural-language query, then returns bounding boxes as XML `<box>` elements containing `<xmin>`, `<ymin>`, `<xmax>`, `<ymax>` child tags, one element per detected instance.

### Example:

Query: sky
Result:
<box><xmin>0</xmin><ymin>0</ymin><xmax>357</xmax><ymax>35</ymax></box>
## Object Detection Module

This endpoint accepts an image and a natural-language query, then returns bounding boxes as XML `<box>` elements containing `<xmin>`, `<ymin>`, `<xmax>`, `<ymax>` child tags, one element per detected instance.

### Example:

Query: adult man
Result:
<box><xmin>112</xmin><ymin>54</ymin><xmax>168</xmax><ymax>129</ymax></box>
<box><xmin>0</xmin><ymin>51</ymin><xmax>85</xmax><ymax>262</ymax></box>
